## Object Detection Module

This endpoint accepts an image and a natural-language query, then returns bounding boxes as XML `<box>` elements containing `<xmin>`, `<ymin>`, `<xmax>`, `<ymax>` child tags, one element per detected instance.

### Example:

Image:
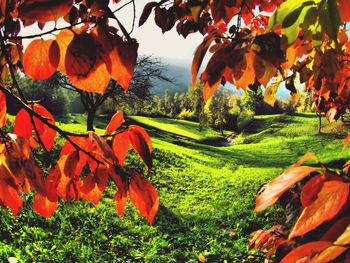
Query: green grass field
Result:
<box><xmin>0</xmin><ymin>113</ymin><xmax>348</xmax><ymax>262</ymax></box>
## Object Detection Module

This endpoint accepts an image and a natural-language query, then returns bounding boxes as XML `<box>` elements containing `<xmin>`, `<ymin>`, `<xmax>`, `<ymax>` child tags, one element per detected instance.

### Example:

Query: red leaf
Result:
<box><xmin>129</xmin><ymin>172</ymin><xmax>159</xmax><ymax>224</ymax></box>
<box><xmin>280</xmin><ymin>241</ymin><xmax>332</xmax><ymax>263</ymax></box>
<box><xmin>301</xmin><ymin>173</ymin><xmax>341</xmax><ymax>207</ymax></box>
<box><xmin>338</xmin><ymin>0</ymin><xmax>350</xmax><ymax>22</ymax></box>
<box><xmin>88</xmin><ymin>131</ymin><xmax>117</xmax><ymax>165</ymax></box>
<box><xmin>255</xmin><ymin>166</ymin><xmax>319</xmax><ymax>212</ymax></box>
<box><xmin>289</xmin><ymin>181</ymin><xmax>350</xmax><ymax>239</ymax></box>
<box><xmin>56</xmin><ymin>154</ymin><xmax>81</xmax><ymax>201</ymax></box>
<box><xmin>106</xmin><ymin>111</ymin><xmax>124</xmax><ymax>134</ymax></box>
<box><xmin>108</xmin><ymin>37</ymin><xmax>138</xmax><ymax>91</ymax></box>
<box><xmin>14</xmin><ymin>109</ymin><xmax>32</xmax><ymax>139</ymax></box>
<box><xmin>310</xmin><ymin>222</ymin><xmax>350</xmax><ymax>262</ymax></box>
<box><xmin>81</xmin><ymin>166</ymin><xmax>108</xmax><ymax>206</ymax></box>
<box><xmin>33</xmin><ymin>104</ymin><xmax>57</xmax><ymax>152</ymax></box>
<box><xmin>0</xmin><ymin>90</ymin><xmax>6</xmax><ymax>128</ymax></box>
<box><xmin>33</xmin><ymin>193</ymin><xmax>58</xmax><ymax>218</ymax></box>
<box><xmin>45</xmin><ymin>167</ymin><xmax>60</xmax><ymax>202</ymax></box>
<box><xmin>128</xmin><ymin>125</ymin><xmax>152</xmax><ymax>171</ymax></box>
<box><xmin>322</xmin><ymin>216</ymin><xmax>350</xmax><ymax>242</ymax></box>
<box><xmin>14</xmin><ymin>104</ymin><xmax>56</xmax><ymax>152</ymax></box>
<box><xmin>112</xmin><ymin>131</ymin><xmax>131</xmax><ymax>166</ymax></box>
<box><xmin>139</xmin><ymin>2</ymin><xmax>157</xmax><ymax>26</ymax></box>
<box><xmin>18</xmin><ymin>0</ymin><xmax>73</xmax><ymax>23</ymax></box>
<box><xmin>23</xmin><ymin>39</ymin><xmax>60</xmax><ymax>80</ymax></box>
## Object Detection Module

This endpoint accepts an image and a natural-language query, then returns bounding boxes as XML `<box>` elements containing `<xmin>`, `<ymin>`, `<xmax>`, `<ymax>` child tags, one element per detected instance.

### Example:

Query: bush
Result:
<box><xmin>177</xmin><ymin>109</ymin><xmax>197</xmax><ymax>121</ymax></box>
<box><xmin>237</xmin><ymin>109</ymin><xmax>254</xmax><ymax>131</ymax></box>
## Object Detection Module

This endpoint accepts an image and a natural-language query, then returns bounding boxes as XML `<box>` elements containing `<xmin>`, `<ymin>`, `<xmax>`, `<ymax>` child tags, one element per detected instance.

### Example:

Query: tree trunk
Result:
<box><xmin>87</xmin><ymin>108</ymin><xmax>96</xmax><ymax>131</ymax></box>
<box><xmin>318</xmin><ymin>114</ymin><xmax>322</xmax><ymax>134</ymax></box>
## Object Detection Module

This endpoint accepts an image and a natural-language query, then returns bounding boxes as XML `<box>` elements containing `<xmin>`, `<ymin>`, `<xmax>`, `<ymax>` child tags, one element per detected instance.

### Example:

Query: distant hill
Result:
<box><xmin>151</xmin><ymin>58</ymin><xmax>192</xmax><ymax>96</ymax></box>
<box><xmin>152</xmin><ymin>58</ymin><xmax>291</xmax><ymax>98</ymax></box>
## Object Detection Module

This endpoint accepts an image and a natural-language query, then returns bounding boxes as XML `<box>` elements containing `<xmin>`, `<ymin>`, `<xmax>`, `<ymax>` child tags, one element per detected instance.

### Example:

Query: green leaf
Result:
<box><xmin>319</xmin><ymin>0</ymin><xmax>342</xmax><ymax>41</ymax></box>
<box><xmin>266</xmin><ymin>0</ymin><xmax>319</xmax><ymax>44</ymax></box>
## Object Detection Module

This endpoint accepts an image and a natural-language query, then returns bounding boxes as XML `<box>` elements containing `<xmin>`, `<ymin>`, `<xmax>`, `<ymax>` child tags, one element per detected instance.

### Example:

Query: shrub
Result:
<box><xmin>177</xmin><ymin>109</ymin><xmax>197</xmax><ymax>122</ymax></box>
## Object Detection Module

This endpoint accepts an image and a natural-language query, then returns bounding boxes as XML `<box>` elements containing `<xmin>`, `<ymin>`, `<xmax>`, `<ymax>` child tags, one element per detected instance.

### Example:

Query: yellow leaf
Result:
<box><xmin>264</xmin><ymin>82</ymin><xmax>280</xmax><ymax>107</ymax></box>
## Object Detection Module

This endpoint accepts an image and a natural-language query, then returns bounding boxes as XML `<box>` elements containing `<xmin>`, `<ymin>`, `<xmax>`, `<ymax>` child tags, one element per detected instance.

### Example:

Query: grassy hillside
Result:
<box><xmin>0</xmin><ymin>113</ymin><xmax>348</xmax><ymax>262</ymax></box>
<box><xmin>129</xmin><ymin>116</ymin><xmax>229</xmax><ymax>141</ymax></box>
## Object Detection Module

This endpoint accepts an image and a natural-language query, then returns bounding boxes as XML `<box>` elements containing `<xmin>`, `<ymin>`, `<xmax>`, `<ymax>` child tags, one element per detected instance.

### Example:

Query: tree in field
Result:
<box><xmin>1</xmin><ymin>0</ymin><xmax>350</xmax><ymax>261</ymax></box>
<box><xmin>53</xmin><ymin>55</ymin><xmax>171</xmax><ymax>131</ymax></box>
<box><xmin>241</xmin><ymin>86</ymin><xmax>265</xmax><ymax>114</ymax></box>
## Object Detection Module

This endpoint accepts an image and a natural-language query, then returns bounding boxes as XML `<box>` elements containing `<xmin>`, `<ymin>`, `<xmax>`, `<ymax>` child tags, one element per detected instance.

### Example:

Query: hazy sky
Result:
<box><xmin>116</xmin><ymin>0</ymin><xmax>203</xmax><ymax>64</ymax></box>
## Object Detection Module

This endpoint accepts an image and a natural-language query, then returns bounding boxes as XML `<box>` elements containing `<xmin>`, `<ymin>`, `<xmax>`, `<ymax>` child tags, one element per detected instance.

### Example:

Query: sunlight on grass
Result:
<box><xmin>0</xmin><ymin>113</ymin><xmax>348</xmax><ymax>262</ymax></box>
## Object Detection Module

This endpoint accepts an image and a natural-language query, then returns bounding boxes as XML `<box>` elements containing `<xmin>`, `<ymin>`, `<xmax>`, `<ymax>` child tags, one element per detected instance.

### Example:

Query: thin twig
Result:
<box><xmin>0</xmin><ymin>31</ymin><xmax>27</xmax><ymax>102</ymax></box>
<box><xmin>129</xmin><ymin>0</ymin><xmax>136</xmax><ymax>35</ymax></box>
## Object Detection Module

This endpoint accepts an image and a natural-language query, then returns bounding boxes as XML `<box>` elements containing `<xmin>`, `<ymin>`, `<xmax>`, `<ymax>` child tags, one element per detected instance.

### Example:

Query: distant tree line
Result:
<box><xmin>10</xmin><ymin>59</ymin><xmax>303</xmax><ymax>134</ymax></box>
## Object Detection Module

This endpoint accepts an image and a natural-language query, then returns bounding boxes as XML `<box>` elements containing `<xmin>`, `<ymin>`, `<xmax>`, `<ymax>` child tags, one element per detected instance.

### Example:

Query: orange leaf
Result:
<box><xmin>0</xmin><ymin>163</ymin><xmax>23</xmax><ymax>216</ymax></box>
<box><xmin>33</xmin><ymin>104</ymin><xmax>57</xmax><ymax>152</ymax></box>
<box><xmin>18</xmin><ymin>0</ymin><xmax>73</xmax><ymax>23</ymax></box>
<box><xmin>192</xmin><ymin>33</ymin><xmax>217</xmax><ymax>86</ymax></box>
<box><xmin>301</xmin><ymin>173</ymin><xmax>341</xmax><ymax>207</ymax></box>
<box><xmin>291</xmin><ymin>152</ymin><xmax>318</xmax><ymax>168</ymax></box>
<box><xmin>280</xmin><ymin>241</ymin><xmax>332</xmax><ymax>263</ymax></box>
<box><xmin>129</xmin><ymin>172</ymin><xmax>159</xmax><ymax>224</ymax></box>
<box><xmin>109</xmin><ymin>38</ymin><xmax>138</xmax><ymax>91</ymax></box>
<box><xmin>0</xmin><ymin>90</ymin><xmax>6</xmax><ymax>128</ymax></box>
<box><xmin>338</xmin><ymin>0</ymin><xmax>350</xmax><ymax>22</ymax></box>
<box><xmin>289</xmin><ymin>181</ymin><xmax>350</xmax><ymax>239</ymax></box>
<box><xmin>112</xmin><ymin>131</ymin><xmax>131</xmax><ymax>166</ymax></box>
<box><xmin>310</xmin><ymin>245</ymin><xmax>348</xmax><ymax>263</ymax></box>
<box><xmin>114</xmin><ymin>176</ymin><xmax>128</xmax><ymax>216</ymax></box>
<box><xmin>235</xmin><ymin>50</ymin><xmax>256</xmax><ymax>91</ymax></box>
<box><xmin>128</xmin><ymin>125</ymin><xmax>152</xmax><ymax>171</ymax></box>
<box><xmin>201</xmin><ymin>47</ymin><xmax>226</xmax><ymax>101</ymax></box>
<box><xmin>55</xmin><ymin>29</ymin><xmax>74</xmax><ymax>75</ymax></box>
<box><xmin>33</xmin><ymin>193</ymin><xmax>58</xmax><ymax>218</ymax></box>
<box><xmin>81</xmin><ymin>166</ymin><xmax>108</xmax><ymax>206</ymax></box>
<box><xmin>255</xmin><ymin>166</ymin><xmax>319</xmax><ymax>212</ymax></box>
<box><xmin>342</xmin><ymin>133</ymin><xmax>350</xmax><ymax>152</ymax></box>
<box><xmin>65</xmin><ymin>32</ymin><xmax>110</xmax><ymax>93</ymax></box>
<box><xmin>106</xmin><ymin>111</ymin><xmax>124</xmax><ymax>134</ymax></box>
<box><xmin>23</xmin><ymin>39</ymin><xmax>60</xmax><ymax>80</ymax></box>
<box><xmin>203</xmin><ymin>78</ymin><xmax>222</xmax><ymax>102</ymax></box>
